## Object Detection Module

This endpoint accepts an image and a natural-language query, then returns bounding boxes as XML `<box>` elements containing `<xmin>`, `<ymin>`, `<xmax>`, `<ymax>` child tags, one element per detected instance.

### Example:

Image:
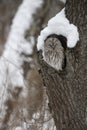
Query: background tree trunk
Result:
<box><xmin>38</xmin><ymin>0</ymin><xmax>87</xmax><ymax>130</ymax></box>
<box><xmin>0</xmin><ymin>0</ymin><xmax>21</xmax><ymax>56</ymax></box>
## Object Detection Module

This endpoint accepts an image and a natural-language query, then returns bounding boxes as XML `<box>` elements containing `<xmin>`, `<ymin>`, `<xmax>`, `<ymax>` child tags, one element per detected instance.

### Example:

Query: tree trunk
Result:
<box><xmin>38</xmin><ymin>0</ymin><xmax>87</xmax><ymax>130</ymax></box>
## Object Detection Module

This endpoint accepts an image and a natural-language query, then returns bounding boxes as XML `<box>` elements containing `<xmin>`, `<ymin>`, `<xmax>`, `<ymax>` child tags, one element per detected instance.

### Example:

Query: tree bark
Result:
<box><xmin>38</xmin><ymin>0</ymin><xmax>87</xmax><ymax>130</ymax></box>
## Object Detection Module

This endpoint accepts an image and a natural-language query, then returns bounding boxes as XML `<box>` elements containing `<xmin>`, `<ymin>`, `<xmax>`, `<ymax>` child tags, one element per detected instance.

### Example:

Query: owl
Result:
<box><xmin>43</xmin><ymin>37</ymin><xmax>64</xmax><ymax>71</ymax></box>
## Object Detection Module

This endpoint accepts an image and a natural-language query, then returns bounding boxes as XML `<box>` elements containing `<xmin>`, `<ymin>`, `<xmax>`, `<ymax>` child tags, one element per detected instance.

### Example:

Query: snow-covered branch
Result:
<box><xmin>0</xmin><ymin>0</ymin><xmax>43</xmax><ymax>127</ymax></box>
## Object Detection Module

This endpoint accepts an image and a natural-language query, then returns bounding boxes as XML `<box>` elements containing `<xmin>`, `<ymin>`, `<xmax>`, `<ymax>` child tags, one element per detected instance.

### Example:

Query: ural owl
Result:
<box><xmin>43</xmin><ymin>37</ymin><xmax>64</xmax><ymax>71</ymax></box>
